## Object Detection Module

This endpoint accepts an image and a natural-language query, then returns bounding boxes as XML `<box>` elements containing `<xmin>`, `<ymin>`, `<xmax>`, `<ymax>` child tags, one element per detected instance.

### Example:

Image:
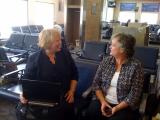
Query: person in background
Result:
<box><xmin>135</xmin><ymin>19</ymin><xmax>139</xmax><ymax>23</ymax></box>
<box><xmin>53</xmin><ymin>22</ymin><xmax>67</xmax><ymax>49</ymax></box>
<box><xmin>86</xmin><ymin>33</ymin><xmax>144</xmax><ymax>120</ymax></box>
<box><xmin>19</xmin><ymin>28</ymin><xmax>78</xmax><ymax>120</ymax></box>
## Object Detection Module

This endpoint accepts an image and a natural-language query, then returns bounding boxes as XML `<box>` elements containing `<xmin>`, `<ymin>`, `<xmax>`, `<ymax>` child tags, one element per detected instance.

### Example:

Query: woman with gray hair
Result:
<box><xmin>86</xmin><ymin>33</ymin><xmax>144</xmax><ymax>120</ymax></box>
<box><xmin>19</xmin><ymin>28</ymin><xmax>78</xmax><ymax>120</ymax></box>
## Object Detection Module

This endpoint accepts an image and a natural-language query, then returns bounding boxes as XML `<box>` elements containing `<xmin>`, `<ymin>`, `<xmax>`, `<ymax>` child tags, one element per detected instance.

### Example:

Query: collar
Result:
<box><xmin>110</xmin><ymin>56</ymin><xmax>132</xmax><ymax>66</ymax></box>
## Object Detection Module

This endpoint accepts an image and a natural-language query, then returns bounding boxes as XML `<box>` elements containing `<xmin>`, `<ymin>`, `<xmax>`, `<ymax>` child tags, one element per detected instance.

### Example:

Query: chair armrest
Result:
<box><xmin>8</xmin><ymin>53</ymin><xmax>25</xmax><ymax>59</ymax></box>
<box><xmin>139</xmin><ymin>93</ymin><xmax>148</xmax><ymax>115</ymax></box>
<box><xmin>82</xmin><ymin>87</ymin><xmax>92</xmax><ymax>99</ymax></box>
<box><xmin>1</xmin><ymin>68</ymin><xmax>24</xmax><ymax>79</ymax></box>
<box><xmin>0</xmin><ymin>68</ymin><xmax>24</xmax><ymax>85</ymax></box>
<box><xmin>28</xmin><ymin>101</ymin><xmax>59</xmax><ymax>107</ymax></box>
<box><xmin>8</xmin><ymin>51</ymin><xmax>28</xmax><ymax>59</ymax></box>
<box><xmin>70</xmin><ymin>49</ymin><xmax>83</xmax><ymax>57</ymax></box>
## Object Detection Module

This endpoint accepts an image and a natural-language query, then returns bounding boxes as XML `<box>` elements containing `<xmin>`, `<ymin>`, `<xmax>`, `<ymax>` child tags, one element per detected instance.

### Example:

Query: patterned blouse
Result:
<box><xmin>92</xmin><ymin>56</ymin><xmax>144</xmax><ymax>109</ymax></box>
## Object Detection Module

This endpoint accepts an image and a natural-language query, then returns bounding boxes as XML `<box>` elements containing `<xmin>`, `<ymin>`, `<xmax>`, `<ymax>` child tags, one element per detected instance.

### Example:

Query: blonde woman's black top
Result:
<box><xmin>24</xmin><ymin>49</ymin><xmax>78</xmax><ymax>93</ymax></box>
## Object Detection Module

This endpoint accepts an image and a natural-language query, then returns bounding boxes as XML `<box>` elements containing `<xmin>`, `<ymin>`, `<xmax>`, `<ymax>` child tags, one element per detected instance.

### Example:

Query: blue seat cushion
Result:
<box><xmin>81</xmin><ymin>41</ymin><xmax>108</xmax><ymax>61</ymax></box>
<box><xmin>134</xmin><ymin>46</ymin><xmax>159</xmax><ymax>71</ymax></box>
<box><xmin>75</xmin><ymin>60</ymin><xmax>99</xmax><ymax>97</ymax></box>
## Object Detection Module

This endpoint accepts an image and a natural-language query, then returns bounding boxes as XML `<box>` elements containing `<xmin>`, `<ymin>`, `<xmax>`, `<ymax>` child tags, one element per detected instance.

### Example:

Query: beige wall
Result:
<box><xmin>54</xmin><ymin>0</ymin><xmax>64</xmax><ymax>24</ymax></box>
<box><xmin>27</xmin><ymin>0</ymin><xmax>64</xmax><ymax>25</ymax></box>
<box><xmin>113</xmin><ymin>0</ymin><xmax>160</xmax><ymax>24</ymax></box>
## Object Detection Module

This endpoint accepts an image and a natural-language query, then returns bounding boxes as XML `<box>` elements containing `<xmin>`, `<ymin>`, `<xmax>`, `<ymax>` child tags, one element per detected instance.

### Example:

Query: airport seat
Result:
<box><xmin>0</xmin><ymin>47</ymin><xmax>9</xmax><ymax>62</ymax></box>
<box><xmin>12</xmin><ymin>27</ymin><xmax>22</xmax><ymax>33</ymax></box>
<box><xmin>134</xmin><ymin>46</ymin><xmax>159</xmax><ymax>118</ymax></box>
<box><xmin>74</xmin><ymin>46</ymin><xmax>159</xmax><ymax>120</ymax></box>
<box><xmin>76</xmin><ymin>41</ymin><xmax>109</xmax><ymax>62</ymax></box>
<box><xmin>23</xmin><ymin>34</ymin><xmax>39</xmax><ymax>53</ymax></box>
<box><xmin>5</xmin><ymin>33</ymin><xmax>25</xmax><ymax>50</ymax></box>
<box><xmin>0</xmin><ymin>84</ymin><xmax>21</xmax><ymax>102</ymax></box>
<box><xmin>74</xmin><ymin>59</ymin><xmax>99</xmax><ymax>119</ymax></box>
<box><xmin>14</xmin><ymin>59</ymin><xmax>99</xmax><ymax>120</ymax></box>
<box><xmin>134</xmin><ymin>46</ymin><xmax>159</xmax><ymax>76</ymax></box>
<box><xmin>0</xmin><ymin>48</ymin><xmax>25</xmax><ymax>102</ymax></box>
<box><xmin>2</xmin><ymin>33</ymin><xmax>29</xmax><ymax>64</ymax></box>
<box><xmin>37</xmin><ymin>25</ymin><xmax>44</xmax><ymax>33</ymax></box>
<box><xmin>15</xmin><ymin>59</ymin><xmax>97</xmax><ymax>120</ymax></box>
<box><xmin>0</xmin><ymin>47</ymin><xmax>23</xmax><ymax>102</ymax></box>
<box><xmin>0</xmin><ymin>68</ymin><xmax>23</xmax><ymax>102</ymax></box>
<box><xmin>29</xmin><ymin>25</ymin><xmax>39</xmax><ymax>34</ymax></box>
<box><xmin>21</xmin><ymin>26</ymin><xmax>31</xmax><ymax>34</ymax></box>
<box><xmin>75</xmin><ymin>60</ymin><xmax>99</xmax><ymax>97</ymax></box>
<box><xmin>0</xmin><ymin>58</ymin><xmax>99</xmax><ymax>120</ymax></box>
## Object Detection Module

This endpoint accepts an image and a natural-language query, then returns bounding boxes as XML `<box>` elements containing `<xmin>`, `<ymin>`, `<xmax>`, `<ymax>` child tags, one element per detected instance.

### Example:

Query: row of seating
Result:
<box><xmin>76</xmin><ymin>41</ymin><xmax>158</xmax><ymax>73</ymax></box>
<box><xmin>12</xmin><ymin>25</ymin><xmax>44</xmax><ymax>34</ymax></box>
<box><xmin>74</xmin><ymin>41</ymin><xmax>159</xmax><ymax>119</ymax></box>
<box><xmin>4</xmin><ymin>33</ymin><xmax>39</xmax><ymax>54</ymax></box>
<box><xmin>0</xmin><ymin>41</ymin><xmax>159</xmax><ymax>119</ymax></box>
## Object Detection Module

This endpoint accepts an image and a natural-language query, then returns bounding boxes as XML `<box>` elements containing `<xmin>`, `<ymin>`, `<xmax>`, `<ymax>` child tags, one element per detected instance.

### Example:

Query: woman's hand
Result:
<box><xmin>20</xmin><ymin>94</ymin><xmax>28</xmax><ymax>104</ymax></box>
<box><xmin>111</xmin><ymin>106</ymin><xmax>118</xmax><ymax>115</ymax></box>
<box><xmin>101</xmin><ymin>100</ymin><xmax>112</xmax><ymax>117</ymax></box>
<box><xmin>65</xmin><ymin>90</ymin><xmax>75</xmax><ymax>104</ymax></box>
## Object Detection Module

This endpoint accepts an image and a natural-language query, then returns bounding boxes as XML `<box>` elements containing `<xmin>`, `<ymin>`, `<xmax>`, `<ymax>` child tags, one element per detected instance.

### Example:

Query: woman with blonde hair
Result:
<box><xmin>19</xmin><ymin>28</ymin><xmax>78</xmax><ymax>120</ymax></box>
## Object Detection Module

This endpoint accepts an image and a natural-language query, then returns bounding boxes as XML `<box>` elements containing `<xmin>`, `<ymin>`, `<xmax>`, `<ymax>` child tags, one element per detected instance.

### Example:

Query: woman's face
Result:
<box><xmin>110</xmin><ymin>37</ymin><xmax>124</xmax><ymax>57</ymax></box>
<box><xmin>49</xmin><ymin>37</ymin><xmax>62</xmax><ymax>53</ymax></box>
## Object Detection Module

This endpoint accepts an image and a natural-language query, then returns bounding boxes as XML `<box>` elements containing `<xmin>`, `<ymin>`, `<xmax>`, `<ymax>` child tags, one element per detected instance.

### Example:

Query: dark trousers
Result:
<box><xmin>16</xmin><ymin>99</ymin><xmax>75</xmax><ymax>120</ymax></box>
<box><xmin>85</xmin><ymin>100</ymin><xmax>139</xmax><ymax>120</ymax></box>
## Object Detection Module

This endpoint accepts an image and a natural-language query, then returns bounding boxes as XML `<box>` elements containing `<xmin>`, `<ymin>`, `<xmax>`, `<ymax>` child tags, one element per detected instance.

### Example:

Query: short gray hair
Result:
<box><xmin>111</xmin><ymin>33</ymin><xmax>136</xmax><ymax>58</ymax></box>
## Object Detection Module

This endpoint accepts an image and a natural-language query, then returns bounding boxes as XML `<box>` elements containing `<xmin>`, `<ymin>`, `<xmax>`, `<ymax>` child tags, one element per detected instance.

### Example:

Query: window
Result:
<box><xmin>140</xmin><ymin>3</ymin><xmax>159</xmax><ymax>24</ymax></box>
<box><xmin>33</xmin><ymin>2</ymin><xmax>54</xmax><ymax>29</ymax></box>
<box><xmin>0</xmin><ymin>0</ymin><xmax>28</xmax><ymax>38</ymax></box>
<box><xmin>118</xmin><ymin>11</ymin><xmax>135</xmax><ymax>23</ymax></box>
<box><xmin>102</xmin><ymin>0</ymin><xmax>108</xmax><ymax>21</ymax></box>
<box><xmin>118</xmin><ymin>3</ymin><xmax>136</xmax><ymax>23</ymax></box>
<box><xmin>141</xmin><ymin>13</ymin><xmax>158</xmax><ymax>24</ymax></box>
<box><xmin>106</xmin><ymin>8</ymin><xmax>114</xmax><ymax>22</ymax></box>
<box><xmin>102</xmin><ymin>0</ymin><xmax>114</xmax><ymax>22</ymax></box>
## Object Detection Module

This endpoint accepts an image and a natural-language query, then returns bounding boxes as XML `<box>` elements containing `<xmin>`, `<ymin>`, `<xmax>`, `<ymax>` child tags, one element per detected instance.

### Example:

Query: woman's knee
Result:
<box><xmin>108</xmin><ymin>108</ymin><xmax>133</xmax><ymax>120</ymax></box>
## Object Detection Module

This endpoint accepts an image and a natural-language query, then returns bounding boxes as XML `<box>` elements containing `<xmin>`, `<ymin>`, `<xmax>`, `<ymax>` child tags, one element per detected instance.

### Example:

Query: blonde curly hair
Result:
<box><xmin>38</xmin><ymin>28</ymin><xmax>61</xmax><ymax>49</ymax></box>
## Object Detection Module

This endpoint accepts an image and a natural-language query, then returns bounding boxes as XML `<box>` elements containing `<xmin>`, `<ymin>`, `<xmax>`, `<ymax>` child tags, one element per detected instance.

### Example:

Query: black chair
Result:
<box><xmin>4</xmin><ymin>33</ymin><xmax>25</xmax><ymax>50</ymax></box>
<box><xmin>21</xmin><ymin>26</ymin><xmax>31</xmax><ymax>34</ymax></box>
<box><xmin>12</xmin><ymin>27</ymin><xmax>22</xmax><ymax>33</ymax></box>
<box><xmin>0</xmin><ymin>47</ymin><xmax>9</xmax><ymax>62</ymax></box>
<box><xmin>36</xmin><ymin>25</ymin><xmax>44</xmax><ymax>33</ymax></box>
<box><xmin>134</xmin><ymin>46</ymin><xmax>159</xmax><ymax>77</ymax></box>
<box><xmin>75</xmin><ymin>41</ymin><xmax>109</xmax><ymax>63</ymax></box>
<box><xmin>75</xmin><ymin>60</ymin><xmax>99</xmax><ymax>97</ymax></box>
<box><xmin>29</xmin><ymin>25</ymin><xmax>39</xmax><ymax>34</ymax></box>
<box><xmin>75</xmin><ymin>46</ymin><xmax>159</xmax><ymax>120</ymax></box>
<box><xmin>2</xmin><ymin>33</ymin><xmax>28</xmax><ymax>64</ymax></box>
<box><xmin>134</xmin><ymin>46</ymin><xmax>159</xmax><ymax>119</ymax></box>
<box><xmin>0</xmin><ymin>47</ymin><xmax>23</xmax><ymax>102</ymax></box>
<box><xmin>74</xmin><ymin>59</ymin><xmax>99</xmax><ymax>120</ymax></box>
<box><xmin>23</xmin><ymin>34</ymin><xmax>39</xmax><ymax>53</ymax></box>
